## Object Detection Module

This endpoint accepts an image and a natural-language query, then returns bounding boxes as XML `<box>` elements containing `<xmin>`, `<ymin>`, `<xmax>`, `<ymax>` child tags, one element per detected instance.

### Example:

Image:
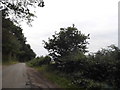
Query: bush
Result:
<box><xmin>27</xmin><ymin>55</ymin><xmax>51</xmax><ymax>67</ymax></box>
<box><xmin>85</xmin><ymin>45</ymin><xmax>120</xmax><ymax>88</ymax></box>
<box><xmin>27</xmin><ymin>45</ymin><xmax>120</xmax><ymax>89</ymax></box>
<box><xmin>72</xmin><ymin>78</ymin><xmax>107</xmax><ymax>89</ymax></box>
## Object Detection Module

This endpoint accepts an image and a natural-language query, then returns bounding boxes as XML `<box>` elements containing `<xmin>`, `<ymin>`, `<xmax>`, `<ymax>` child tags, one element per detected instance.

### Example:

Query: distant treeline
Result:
<box><xmin>2</xmin><ymin>10</ymin><xmax>36</xmax><ymax>62</ymax></box>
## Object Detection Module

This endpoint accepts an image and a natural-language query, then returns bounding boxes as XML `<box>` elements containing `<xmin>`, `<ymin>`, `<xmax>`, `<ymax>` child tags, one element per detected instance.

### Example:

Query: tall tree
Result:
<box><xmin>2</xmin><ymin>17</ymin><xmax>36</xmax><ymax>62</ymax></box>
<box><xmin>2</xmin><ymin>18</ymin><xmax>22</xmax><ymax>61</ymax></box>
<box><xmin>43</xmin><ymin>25</ymin><xmax>90</xmax><ymax>61</ymax></box>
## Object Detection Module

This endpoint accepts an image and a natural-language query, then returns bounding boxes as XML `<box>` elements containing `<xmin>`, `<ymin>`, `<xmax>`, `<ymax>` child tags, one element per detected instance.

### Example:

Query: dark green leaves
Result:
<box><xmin>2</xmin><ymin>18</ymin><xmax>36</xmax><ymax>62</ymax></box>
<box><xmin>43</xmin><ymin>25</ymin><xmax>90</xmax><ymax>60</ymax></box>
<box><xmin>1</xmin><ymin>0</ymin><xmax>44</xmax><ymax>25</ymax></box>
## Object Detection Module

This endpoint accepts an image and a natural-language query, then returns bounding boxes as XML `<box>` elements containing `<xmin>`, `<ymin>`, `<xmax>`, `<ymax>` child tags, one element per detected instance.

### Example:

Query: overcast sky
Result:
<box><xmin>21</xmin><ymin>0</ymin><xmax>119</xmax><ymax>56</ymax></box>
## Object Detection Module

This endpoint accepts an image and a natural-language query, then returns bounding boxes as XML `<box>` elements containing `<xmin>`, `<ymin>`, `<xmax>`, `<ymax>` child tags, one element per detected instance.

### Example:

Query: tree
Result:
<box><xmin>1</xmin><ymin>0</ymin><xmax>45</xmax><ymax>25</ymax></box>
<box><xmin>2</xmin><ymin>0</ymin><xmax>37</xmax><ymax>62</ymax></box>
<box><xmin>2</xmin><ymin>17</ymin><xmax>36</xmax><ymax>62</ymax></box>
<box><xmin>2</xmin><ymin>18</ymin><xmax>22</xmax><ymax>61</ymax></box>
<box><xmin>86</xmin><ymin>45</ymin><xmax>120</xmax><ymax>88</ymax></box>
<box><xmin>19</xmin><ymin>44</ymin><xmax>36</xmax><ymax>62</ymax></box>
<box><xmin>43</xmin><ymin>25</ymin><xmax>90</xmax><ymax>61</ymax></box>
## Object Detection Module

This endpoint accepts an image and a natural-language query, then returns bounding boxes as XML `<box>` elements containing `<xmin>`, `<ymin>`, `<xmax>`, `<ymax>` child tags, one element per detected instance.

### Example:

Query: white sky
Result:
<box><xmin>22</xmin><ymin>0</ymin><xmax>119</xmax><ymax>56</ymax></box>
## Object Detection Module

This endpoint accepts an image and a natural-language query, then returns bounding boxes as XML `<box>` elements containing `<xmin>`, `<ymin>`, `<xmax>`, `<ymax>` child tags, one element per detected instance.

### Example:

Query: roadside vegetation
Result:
<box><xmin>2</xmin><ymin>60</ymin><xmax>19</xmax><ymax>65</ymax></box>
<box><xmin>27</xmin><ymin>58</ymin><xmax>78</xmax><ymax>88</ymax></box>
<box><xmin>27</xmin><ymin>25</ymin><xmax>120</xmax><ymax>89</ymax></box>
<box><xmin>2</xmin><ymin>10</ymin><xmax>36</xmax><ymax>63</ymax></box>
<box><xmin>27</xmin><ymin>45</ymin><xmax>120</xmax><ymax>89</ymax></box>
<box><xmin>2</xmin><ymin>1</ymin><xmax>120</xmax><ymax>88</ymax></box>
<box><xmin>2</xmin><ymin>0</ymin><xmax>43</xmax><ymax>64</ymax></box>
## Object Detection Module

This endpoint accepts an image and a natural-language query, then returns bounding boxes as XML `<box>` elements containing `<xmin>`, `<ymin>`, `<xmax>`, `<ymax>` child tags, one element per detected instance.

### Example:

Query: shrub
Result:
<box><xmin>27</xmin><ymin>55</ymin><xmax>51</xmax><ymax>67</ymax></box>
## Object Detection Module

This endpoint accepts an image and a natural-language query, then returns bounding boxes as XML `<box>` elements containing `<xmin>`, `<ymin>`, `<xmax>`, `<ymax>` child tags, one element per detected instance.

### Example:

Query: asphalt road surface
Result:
<box><xmin>2</xmin><ymin>63</ymin><xmax>30</xmax><ymax>88</ymax></box>
<box><xmin>2</xmin><ymin>63</ymin><xmax>58</xmax><ymax>88</ymax></box>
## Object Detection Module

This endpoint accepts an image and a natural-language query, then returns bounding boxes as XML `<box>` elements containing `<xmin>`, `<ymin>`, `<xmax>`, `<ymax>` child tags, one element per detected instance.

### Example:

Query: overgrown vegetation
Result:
<box><xmin>2</xmin><ymin>11</ymin><xmax>36</xmax><ymax>63</ymax></box>
<box><xmin>43</xmin><ymin>24</ymin><xmax>90</xmax><ymax>61</ymax></box>
<box><xmin>28</xmin><ymin>65</ymin><xmax>77</xmax><ymax>88</ymax></box>
<box><xmin>27</xmin><ymin>25</ymin><xmax>120</xmax><ymax>89</ymax></box>
<box><xmin>2</xmin><ymin>0</ymin><xmax>45</xmax><ymax>63</ymax></box>
<box><xmin>2</xmin><ymin>59</ymin><xmax>19</xmax><ymax>65</ymax></box>
<box><xmin>2</xmin><ymin>0</ymin><xmax>119</xmax><ymax>88</ymax></box>
<box><xmin>27</xmin><ymin>56</ymin><xmax>51</xmax><ymax>67</ymax></box>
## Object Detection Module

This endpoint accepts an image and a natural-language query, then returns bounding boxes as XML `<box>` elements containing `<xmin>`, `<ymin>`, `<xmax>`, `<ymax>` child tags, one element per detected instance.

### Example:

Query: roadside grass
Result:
<box><xmin>2</xmin><ymin>60</ymin><xmax>19</xmax><ymax>65</ymax></box>
<box><xmin>26</xmin><ymin>63</ymin><xmax>78</xmax><ymax>88</ymax></box>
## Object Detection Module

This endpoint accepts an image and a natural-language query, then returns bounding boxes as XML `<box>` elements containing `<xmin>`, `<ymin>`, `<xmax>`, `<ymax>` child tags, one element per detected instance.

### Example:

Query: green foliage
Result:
<box><xmin>2</xmin><ymin>17</ymin><xmax>36</xmax><ymax>62</ymax></box>
<box><xmin>67</xmin><ymin>45</ymin><xmax>120</xmax><ymax>89</ymax></box>
<box><xmin>86</xmin><ymin>45</ymin><xmax>120</xmax><ymax>88</ymax></box>
<box><xmin>1</xmin><ymin>0</ymin><xmax>44</xmax><ymax>25</ymax></box>
<box><xmin>26</xmin><ymin>24</ymin><xmax>120</xmax><ymax>89</ymax></box>
<box><xmin>27</xmin><ymin>55</ymin><xmax>51</xmax><ymax>67</ymax></box>
<box><xmin>42</xmin><ymin>25</ymin><xmax>120</xmax><ymax>88</ymax></box>
<box><xmin>27</xmin><ymin>44</ymin><xmax>120</xmax><ymax>89</ymax></box>
<box><xmin>2</xmin><ymin>59</ymin><xmax>19</xmax><ymax>65</ymax></box>
<box><xmin>19</xmin><ymin>44</ymin><xmax>36</xmax><ymax>62</ymax></box>
<box><xmin>33</xmin><ymin>65</ymin><xmax>78</xmax><ymax>88</ymax></box>
<box><xmin>59</xmin><ymin>51</ymin><xmax>86</xmax><ymax>62</ymax></box>
<box><xmin>2</xmin><ymin>27</ymin><xmax>21</xmax><ymax>54</ymax></box>
<box><xmin>42</xmin><ymin>45</ymin><xmax>120</xmax><ymax>89</ymax></box>
<box><xmin>72</xmin><ymin>78</ymin><xmax>107</xmax><ymax>89</ymax></box>
<box><xmin>43</xmin><ymin>25</ymin><xmax>90</xmax><ymax>61</ymax></box>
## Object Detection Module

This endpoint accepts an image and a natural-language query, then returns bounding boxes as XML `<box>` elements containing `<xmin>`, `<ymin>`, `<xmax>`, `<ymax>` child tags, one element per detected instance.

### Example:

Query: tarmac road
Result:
<box><xmin>2</xmin><ymin>63</ymin><xmax>30</xmax><ymax>88</ymax></box>
<box><xmin>2</xmin><ymin>63</ymin><xmax>58</xmax><ymax>89</ymax></box>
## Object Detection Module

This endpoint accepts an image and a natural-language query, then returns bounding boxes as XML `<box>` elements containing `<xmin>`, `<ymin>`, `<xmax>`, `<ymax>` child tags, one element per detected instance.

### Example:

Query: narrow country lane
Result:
<box><xmin>2</xmin><ymin>63</ymin><xmax>30</xmax><ymax>88</ymax></box>
<box><xmin>2</xmin><ymin>63</ymin><xmax>58</xmax><ymax>89</ymax></box>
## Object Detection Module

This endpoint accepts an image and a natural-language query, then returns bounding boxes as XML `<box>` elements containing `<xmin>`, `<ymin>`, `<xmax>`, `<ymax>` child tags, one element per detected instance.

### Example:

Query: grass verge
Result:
<box><xmin>27</xmin><ymin>64</ymin><xmax>77</xmax><ymax>88</ymax></box>
<box><xmin>2</xmin><ymin>60</ymin><xmax>19</xmax><ymax>66</ymax></box>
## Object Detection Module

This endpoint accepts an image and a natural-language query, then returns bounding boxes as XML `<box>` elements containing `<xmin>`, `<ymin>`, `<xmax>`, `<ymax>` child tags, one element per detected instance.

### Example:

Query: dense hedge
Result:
<box><xmin>28</xmin><ymin>55</ymin><xmax>51</xmax><ymax>67</ymax></box>
<box><xmin>28</xmin><ymin>45</ymin><xmax>120</xmax><ymax>89</ymax></box>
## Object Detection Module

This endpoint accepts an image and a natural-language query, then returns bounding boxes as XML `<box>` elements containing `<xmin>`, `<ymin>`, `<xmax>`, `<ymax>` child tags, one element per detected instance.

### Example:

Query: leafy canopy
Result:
<box><xmin>1</xmin><ymin>0</ymin><xmax>45</xmax><ymax>25</ymax></box>
<box><xmin>43</xmin><ymin>25</ymin><xmax>90</xmax><ymax>60</ymax></box>
<box><xmin>2</xmin><ymin>17</ymin><xmax>36</xmax><ymax>62</ymax></box>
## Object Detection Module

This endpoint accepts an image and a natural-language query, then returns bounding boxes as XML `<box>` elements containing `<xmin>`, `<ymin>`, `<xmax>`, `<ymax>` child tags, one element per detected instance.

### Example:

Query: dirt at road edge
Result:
<box><xmin>26</xmin><ymin>66</ymin><xmax>59</xmax><ymax>88</ymax></box>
